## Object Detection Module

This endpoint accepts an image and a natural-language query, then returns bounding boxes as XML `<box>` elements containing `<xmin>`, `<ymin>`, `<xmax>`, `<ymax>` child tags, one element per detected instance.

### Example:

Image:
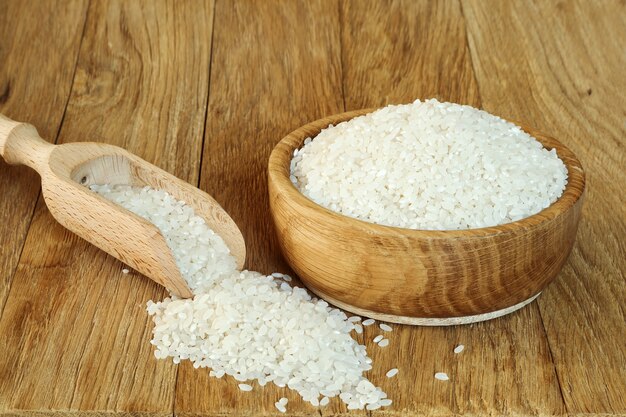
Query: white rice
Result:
<box><xmin>373</xmin><ymin>335</ymin><xmax>384</xmax><ymax>343</ymax></box>
<box><xmin>122</xmin><ymin>268</ymin><xmax>129</xmax><ymax>274</ymax></box>
<box><xmin>274</xmin><ymin>401</ymin><xmax>287</xmax><ymax>413</ymax></box>
<box><xmin>91</xmin><ymin>184</ymin><xmax>236</xmax><ymax>291</ymax></box>
<box><xmin>435</xmin><ymin>372</ymin><xmax>449</xmax><ymax>381</ymax></box>
<box><xmin>91</xmin><ymin>184</ymin><xmax>389</xmax><ymax>410</ymax></box>
<box><xmin>386</xmin><ymin>368</ymin><xmax>399</xmax><ymax>378</ymax></box>
<box><xmin>290</xmin><ymin>99</ymin><xmax>568</xmax><ymax>230</ymax></box>
<box><xmin>362</xmin><ymin>318</ymin><xmax>375</xmax><ymax>326</ymax></box>
<box><xmin>454</xmin><ymin>344</ymin><xmax>465</xmax><ymax>354</ymax></box>
<box><xmin>378</xmin><ymin>339</ymin><xmax>390</xmax><ymax>347</ymax></box>
<box><xmin>379</xmin><ymin>323</ymin><xmax>393</xmax><ymax>332</ymax></box>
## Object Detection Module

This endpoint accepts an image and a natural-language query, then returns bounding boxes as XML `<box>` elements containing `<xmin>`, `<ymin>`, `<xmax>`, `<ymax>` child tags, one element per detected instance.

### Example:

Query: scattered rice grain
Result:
<box><xmin>274</xmin><ymin>402</ymin><xmax>287</xmax><ymax>413</ymax></box>
<box><xmin>379</xmin><ymin>323</ymin><xmax>393</xmax><ymax>332</ymax></box>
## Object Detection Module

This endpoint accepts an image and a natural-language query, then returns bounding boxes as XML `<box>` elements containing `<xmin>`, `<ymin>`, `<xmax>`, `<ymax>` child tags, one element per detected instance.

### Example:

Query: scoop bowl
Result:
<box><xmin>267</xmin><ymin>109</ymin><xmax>585</xmax><ymax>325</ymax></box>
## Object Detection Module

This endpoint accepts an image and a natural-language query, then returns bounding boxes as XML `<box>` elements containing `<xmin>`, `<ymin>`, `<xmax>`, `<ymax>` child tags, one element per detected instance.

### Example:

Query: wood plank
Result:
<box><xmin>341</xmin><ymin>1</ymin><xmax>566</xmax><ymax>416</ymax></box>
<box><xmin>0</xmin><ymin>0</ymin><xmax>88</xmax><ymax>313</ymax></box>
<box><xmin>462</xmin><ymin>0</ymin><xmax>626</xmax><ymax>414</ymax></box>
<box><xmin>0</xmin><ymin>0</ymin><xmax>213</xmax><ymax>413</ymax></box>
<box><xmin>341</xmin><ymin>0</ymin><xmax>480</xmax><ymax>110</ymax></box>
<box><xmin>175</xmin><ymin>0</ymin><xmax>345</xmax><ymax>415</ymax></box>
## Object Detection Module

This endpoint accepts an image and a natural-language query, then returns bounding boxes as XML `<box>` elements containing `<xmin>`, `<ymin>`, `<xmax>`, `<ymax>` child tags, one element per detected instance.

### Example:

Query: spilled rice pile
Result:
<box><xmin>92</xmin><ymin>184</ymin><xmax>394</xmax><ymax>412</ymax></box>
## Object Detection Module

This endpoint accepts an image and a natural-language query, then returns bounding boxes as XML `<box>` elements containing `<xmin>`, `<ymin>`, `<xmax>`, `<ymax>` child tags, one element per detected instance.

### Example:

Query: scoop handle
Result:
<box><xmin>0</xmin><ymin>114</ymin><xmax>54</xmax><ymax>174</ymax></box>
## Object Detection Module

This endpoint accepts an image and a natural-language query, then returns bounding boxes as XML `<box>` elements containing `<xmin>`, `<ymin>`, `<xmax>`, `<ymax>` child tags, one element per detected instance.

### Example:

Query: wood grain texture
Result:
<box><xmin>269</xmin><ymin>109</ymin><xmax>585</xmax><ymax>320</ymax></box>
<box><xmin>0</xmin><ymin>0</ymin><xmax>213</xmax><ymax>414</ymax></box>
<box><xmin>462</xmin><ymin>0</ymin><xmax>626</xmax><ymax>414</ymax></box>
<box><xmin>176</xmin><ymin>0</ymin><xmax>346</xmax><ymax>416</ymax></box>
<box><xmin>0</xmin><ymin>0</ymin><xmax>623</xmax><ymax>416</ymax></box>
<box><xmin>0</xmin><ymin>0</ymin><xmax>88</xmax><ymax>314</ymax></box>
<box><xmin>341</xmin><ymin>0</ymin><xmax>480</xmax><ymax>109</ymax></box>
<box><xmin>340</xmin><ymin>0</ymin><xmax>567</xmax><ymax>415</ymax></box>
<box><xmin>198</xmin><ymin>0</ymin><xmax>344</xmax><ymax>273</ymax></box>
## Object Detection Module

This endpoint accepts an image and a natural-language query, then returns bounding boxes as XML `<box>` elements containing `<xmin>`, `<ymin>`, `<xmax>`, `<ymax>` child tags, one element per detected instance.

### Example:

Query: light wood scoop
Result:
<box><xmin>0</xmin><ymin>114</ymin><xmax>245</xmax><ymax>298</ymax></box>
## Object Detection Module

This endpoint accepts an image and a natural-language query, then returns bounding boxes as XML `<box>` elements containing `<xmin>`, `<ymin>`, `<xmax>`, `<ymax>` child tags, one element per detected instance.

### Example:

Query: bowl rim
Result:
<box><xmin>268</xmin><ymin>107</ymin><xmax>586</xmax><ymax>238</ymax></box>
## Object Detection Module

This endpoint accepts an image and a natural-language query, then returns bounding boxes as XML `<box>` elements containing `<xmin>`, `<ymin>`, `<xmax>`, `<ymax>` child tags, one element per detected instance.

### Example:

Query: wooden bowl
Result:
<box><xmin>267</xmin><ymin>109</ymin><xmax>585</xmax><ymax>325</ymax></box>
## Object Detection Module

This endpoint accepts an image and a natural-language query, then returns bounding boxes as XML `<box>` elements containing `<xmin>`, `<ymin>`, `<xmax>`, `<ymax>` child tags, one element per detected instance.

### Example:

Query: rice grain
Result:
<box><xmin>290</xmin><ymin>99</ymin><xmax>568</xmax><ymax>230</ymax></box>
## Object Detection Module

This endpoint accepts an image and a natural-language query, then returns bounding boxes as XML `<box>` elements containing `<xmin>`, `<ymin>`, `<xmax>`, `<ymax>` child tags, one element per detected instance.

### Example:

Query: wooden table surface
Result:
<box><xmin>1</xmin><ymin>1</ymin><xmax>624</xmax><ymax>416</ymax></box>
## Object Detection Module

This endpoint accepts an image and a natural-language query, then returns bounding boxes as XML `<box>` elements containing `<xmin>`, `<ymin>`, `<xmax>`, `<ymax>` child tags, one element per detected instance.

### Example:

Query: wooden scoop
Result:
<box><xmin>0</xmin><ymin>114</ymin><xmax>246</xmax><ymax>298</ymax></box>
